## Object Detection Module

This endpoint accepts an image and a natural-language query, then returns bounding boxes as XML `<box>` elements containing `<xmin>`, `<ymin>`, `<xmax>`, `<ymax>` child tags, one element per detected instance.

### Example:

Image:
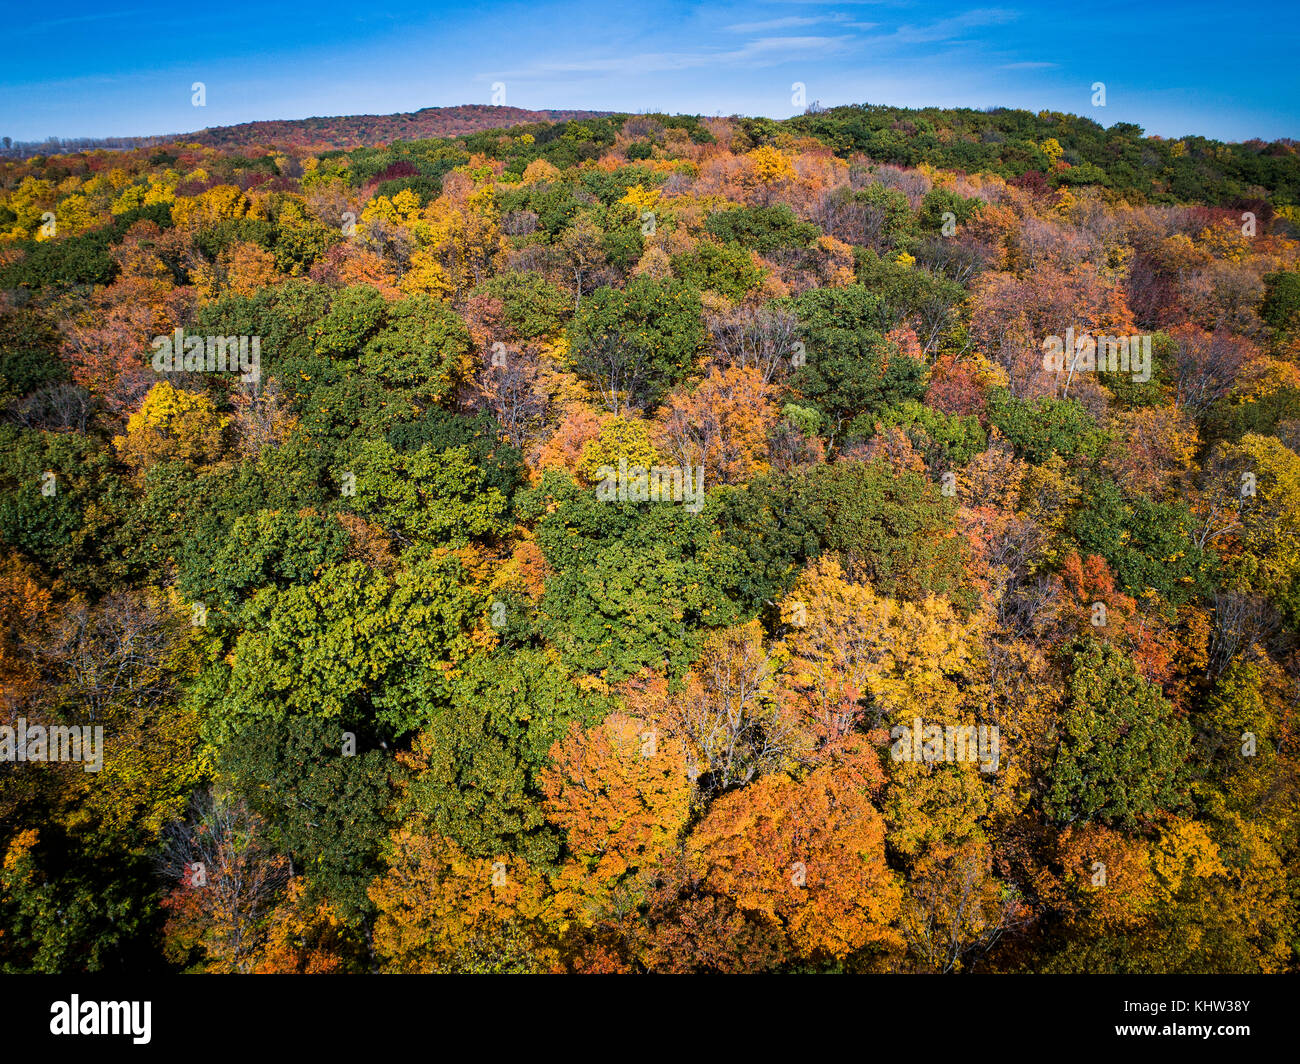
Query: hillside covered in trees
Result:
<box><xmin>0</xmin><ymin>105</ymin><xmax>615</xmax><ymax>161</ymax></box>
<box><xmin>1</xmin><ymin>103</ymin><xmax>1299</xmax><ymax>974</ymax></box>
<box><xmin>181</xmin><ymin>104</ymin><xmax>617</xmax><ymax>153</ymax></box>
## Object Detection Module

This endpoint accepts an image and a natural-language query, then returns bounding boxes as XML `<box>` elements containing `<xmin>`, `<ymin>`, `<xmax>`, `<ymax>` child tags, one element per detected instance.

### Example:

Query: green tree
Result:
<box><xmin>359</xmin><ymin>293</ymin><xmax>472</xmax><ymax>403</ymax></box>
<box><xmin>520</xmin><ymin>469</ymin><xmax>745</xmax><ymax>680</ymax></box>
<box><xmin>1067</xmin><ymin>476</ymin><xmax>1217</xmax><ymax>607</ymax></box>
<box><xmin>704</xmin><ymin>204</ymin><xmax>819</xmax><ymax>253</ymax></box>
<box><xmin>1044</xmin><ymin>641</ymin><xmax>1192</xmax><ymax>828</ymax></box>
<box><xmin>339</xmin><ymin>439</ymin><xmax>511</xmax><ymax>547</ymax></box>
<box><xmin>219</xmin><ymin>715</ymin><xmax>401</xmax><ymax>921</ymax></box>
<box><xmin>718</xmin><ymin>459</ymin><xmax>972</xmax><ymax>610</ymax></box>
<box><xmin>195</xmin><ymin>552</ymin><xmax>491</xmax><ymax>741</ymax></box>
<box><xmin>403</xmin><ymin>648</ymin><xmax>608</xmax><ymax>865</ymax></box>
<box><xmin>986</xmin><ymin>386</ymin><xmax>1106</xmax><ymax>464</ymax></box>
<box><xmin>568</xmin><ymin>276</ymin><xmax>704</xmax><ymax>411</ymax></box>
<box><xmin>670</xmin><ymin>241</ymin><xmax>764</xmax><ymax>302</ymax></box>
<box><xmin>783</xmin><ymin>284</ymin><xmax>926</xmax><ymax>436</ymax></box>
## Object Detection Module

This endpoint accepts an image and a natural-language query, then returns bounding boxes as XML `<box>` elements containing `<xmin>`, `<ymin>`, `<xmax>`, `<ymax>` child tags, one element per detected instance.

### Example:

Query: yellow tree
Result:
<box><xmin>899</xmin><ymin>833</ymin><xmax>1023</xmax><ymax>972</ymax></box>
<box><xmin>403</xmin><ymin>187</ymin><xmax>505</xmax><ymax>300</ymax></box>
<box><xmin>170</xmin><ymin>184</ymin><xmax>249</xmax><ymax>230</ymax></box>
<box><xmin>776</xmin><ymin>557</ymin><xmax>995</xmax><ymax>858</ymax></box>
<box><xmin>1203</xmin><ymin>434</ymin><xmax>1300</xmax><ymax>622</ymax></box>
<box><xmin>113</xmin><ymin>381</ymin><xmax>228</xmax><ymax>475</ymax></box>
<box><xmin>652</xmin><ymin>367</ymin><xmax>776</xmax><ymax>486</ymax></box>
<box><xmin>521</xmin><ymin>158</ymin><xmax>562</xmax><ymax>185</ymax></box>
<box><xmin>743</xmin><ymin>146</ymin><xmax>795</xmax><ymax>206</ymax></box>
<box><xmin>541</xmin><ymin>712</ymin><xmax>693</xmax><ymax>882</ymax></box>
<box><xmin>577</xmin><ymin>416</ymin><xmax>660</xmax><ymax>485</ymax></box>
<box><xmin>686</xmin><ymin>740</ymin><xmax>902</xmax><ymax>962</ymax></box>
<box><xmin>369</xmin><ymin>830</ymin><xmax>553</xmax><ymax>973</ymax></box>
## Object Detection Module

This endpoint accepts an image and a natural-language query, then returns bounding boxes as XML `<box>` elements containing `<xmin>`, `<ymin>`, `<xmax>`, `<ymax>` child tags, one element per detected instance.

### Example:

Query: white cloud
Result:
<box><xmin>487</xmin><ymin>35</ymin><xmax>857</xmax><ymax>79</ymax></box>
<box><xmin>725</xmin><ymin>17</ymin><xmax>827</xmax><ymax>33</ymax></box>
<box><xmin>891</xmin><ymin>8</ymin><xmax>1018</xmax><ymax>45</ymax></box>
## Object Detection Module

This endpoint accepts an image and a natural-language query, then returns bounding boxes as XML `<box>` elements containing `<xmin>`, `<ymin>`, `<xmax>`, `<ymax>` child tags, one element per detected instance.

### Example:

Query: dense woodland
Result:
<box><xmin>0</xmin><ymin>105</ymin><xmax>615</xmax><ymax>160</ymax></box>
<box><xmin>1</xmin><ymin>103</ymin><xmax>1299</xmax><ymax>973</ymax></box>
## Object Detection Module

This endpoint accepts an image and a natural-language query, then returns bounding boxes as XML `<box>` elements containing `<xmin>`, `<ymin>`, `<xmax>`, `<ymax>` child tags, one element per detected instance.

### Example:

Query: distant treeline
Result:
<box><xmin>0</xmin><ymin>135</ymin><xmax>168</xmax><ymax>161</ymax></box>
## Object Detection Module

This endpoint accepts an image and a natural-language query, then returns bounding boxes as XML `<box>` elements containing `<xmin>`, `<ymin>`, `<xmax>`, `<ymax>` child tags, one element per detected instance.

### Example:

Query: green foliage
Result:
<box><xmin>359</xmin><ymin>293</ymin><xmax>472</xmax><ymax>403</ymax></box>
<box><xmin>1056</xmin><ymin>161</ymin><xmax>1108</xmax><ymax>186</ymax></box>
<box><xmin>0</xmin><ymin>426</ymin><xmax>144</xmax><ymax>591</ymax></box>
<box><xmin>577</xmin><ymin>164</ymin><xmax>664</xmax><ymax>207</ymax></box>
<box><xmin>0</xmin><ymin>204</ymin><xmax>173</xmax><ymax>289</ymax></box>
<box><xmin>196</xmin><ymin>551</ymin><xmax>491</xmax><ymax>741</ymax></box>
<box><xmin>0</xmin><ymin>304</ymin><xmax>65</xmax><ymax>404</ymax></box>
<box><xmin>193</xmin><ymin>216</ymin><xmax>276</xmax><ymax>259</ymax></box>
<box><xmin>387</xmin><ymin>409</ymin><xmax>525</xmax><ymax>499</ymax></box>
<box><xmin>0</xmin><ymin>830</ymin><xmax>163</xmax><ymax>973</ymax></box>
<box><xmin>986</xmin><ymin>386</ymin><xmax>1106</xmax><ymax>464</ymax></box>
<box><xmin>781</xmin><ymin>402</ymin><xmax>823</xmax><ymax>438</ymax></box>
<box><xmin>498</xmin><ymin>181</ymin><xmax>582</xmax><ymax>238</ymax></box>
<box><xmin>520</xmin><ymin>470</ymin><xmax>746</xmax><ymax>680</ymax></box>
<box><xmin>143</xmin><ymin>460</ymin><xmax>275</xmax><ymax>594</ymax></box>
<box><xmin>313</xmin><ymin>284</ymin><xmax>389</xmax><ymax>357</ymax></box>
<box><xmin>783</xmin><ymin>284</ymin><xmax>927</xmax><ymax>432</ymax></box>
<box><xmin>917</xmin><ymin>188</ymin><xmax>983</xmax><ymax>234</ymax></box>
<box><xmin>179</xmin><ymin>508</ymin><xmax>351</xmax><ymax>618</ymax></box>
<box><xmin>195</xmin><ymin>277</ymin><xmax>334</xmax><ymax>380</ymax></box>
<box><xmin>219</xmin><ymin>715</ymin><xmax>402</xmax><ymax>921</ymax></box>
<box><xmin>474</xmin><ymin>270</ymin><xmax>569</xmax><ymax>340</ymax></box>
<box><xmin>851</xmin><ymin>249</ymin><xmax>968</xmax><ymax>344</ymax></box>
<box><xmin>850</xmin><ymin>182</ymin><xmax>914</xmax><ymax>247</ymax></box>
<box><xmin>339</xmin><ymin>439</ymin><xmax>511</xmax><ymax>546</ymax></box>
<box><xmin>0</xmin><ymin>229</ymin><xmax>117</xmax><ymax>288</ymax></box>
<box><xmin>569</xmin><ymin>276</ymin><xmax>704</xmax><ymax>409</ymax></box>
<box><xmin>289</xmin><ymin>371</ymin><xmax>420</xmax><ymax>463</ymax></box>
<box><xmin>705</xmin><ymin>204</ymin><xmax>819</xmax><ymax>253</ymax></box>
<box><xmin>719</xmin><ymin>458</ymin><xmax>972</xmax><ymax>611</ymax></box>
<box><xmin>670</xmin><ymin>240</ymin><xmax>764</xmax><ymax>302</ymax></box>
<box><xmin>864</xmin><ymin>399</ymin><xmax>988</xmax><ymax>465</ymax></box>
<box><xmin>1044</xmin><ymin>641</ymin><xmax>1191</xmax><ymax>828</ymax></box>
<box><xmin>1067</xmin><ymin>476</ymin><xmax>1218</xmax><ymax>607</ymax></box>
<box><xmin>404</xmin><ymin>648</ymin><xmax>607</xmax><ymax>865</ymax></box>
<box><xmin>1261</xmin><ymin>270</ymin><xmax>1300</xmax><ymax>341</ymax></box>
<box><xmin>1207</xmin><ymin>386</ymin><xmax>1300</xmax><ymax>444</ymax></box>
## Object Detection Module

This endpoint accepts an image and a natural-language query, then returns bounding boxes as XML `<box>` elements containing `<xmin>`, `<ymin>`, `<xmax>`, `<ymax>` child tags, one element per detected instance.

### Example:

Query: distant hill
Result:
<box><xmin>0</xmin><ymin>105</ymin><xmax>615</xmax><ymax>159</ymax></box>
<box><xmin>183</xmin><ymin>104</ymin><xmax>614</xmax><ymax>151</ymax></box>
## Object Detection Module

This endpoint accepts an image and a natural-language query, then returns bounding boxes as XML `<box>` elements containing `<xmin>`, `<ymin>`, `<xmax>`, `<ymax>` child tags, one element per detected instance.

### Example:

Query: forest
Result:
<box><xmin>1</xmin><ymin>102</ymin><xmax>1298</xmax><ymax>974</ymax></box>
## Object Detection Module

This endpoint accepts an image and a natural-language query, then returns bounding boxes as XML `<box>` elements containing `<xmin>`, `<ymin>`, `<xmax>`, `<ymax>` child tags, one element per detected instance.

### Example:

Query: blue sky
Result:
<box><xmin>2</xmin><ymin>1</ymin><xmax>1296</xmax><ymax>143</ymax></box>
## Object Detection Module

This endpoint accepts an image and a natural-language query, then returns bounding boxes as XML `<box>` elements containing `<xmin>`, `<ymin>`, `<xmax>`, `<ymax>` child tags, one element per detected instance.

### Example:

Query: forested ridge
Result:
<box><xmin>1</xmin><ymin>103</ymin><xmax>1298</xmax><ymax>974</ymax></box>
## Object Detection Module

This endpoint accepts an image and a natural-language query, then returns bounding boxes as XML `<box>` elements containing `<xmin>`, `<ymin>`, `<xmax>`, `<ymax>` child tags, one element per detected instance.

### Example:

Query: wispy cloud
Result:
<box><xmin>891</xmin><ymin>8</ymin><xmax>1018</xmax><ymax>45</ymax></box>
<box><xmin>725</xmin><ymin>16</ymin><xmax>831</xmax><ymax>33</ymax></box>
<box><xmin>16</xmin><ymin>9</ymin><xmax>152</xmax><ymax>36</ymax></box>
<box><xmin>487</xmin><ymin>35</ymin><xmax>857</xmax><ymax>79</ymax></box>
